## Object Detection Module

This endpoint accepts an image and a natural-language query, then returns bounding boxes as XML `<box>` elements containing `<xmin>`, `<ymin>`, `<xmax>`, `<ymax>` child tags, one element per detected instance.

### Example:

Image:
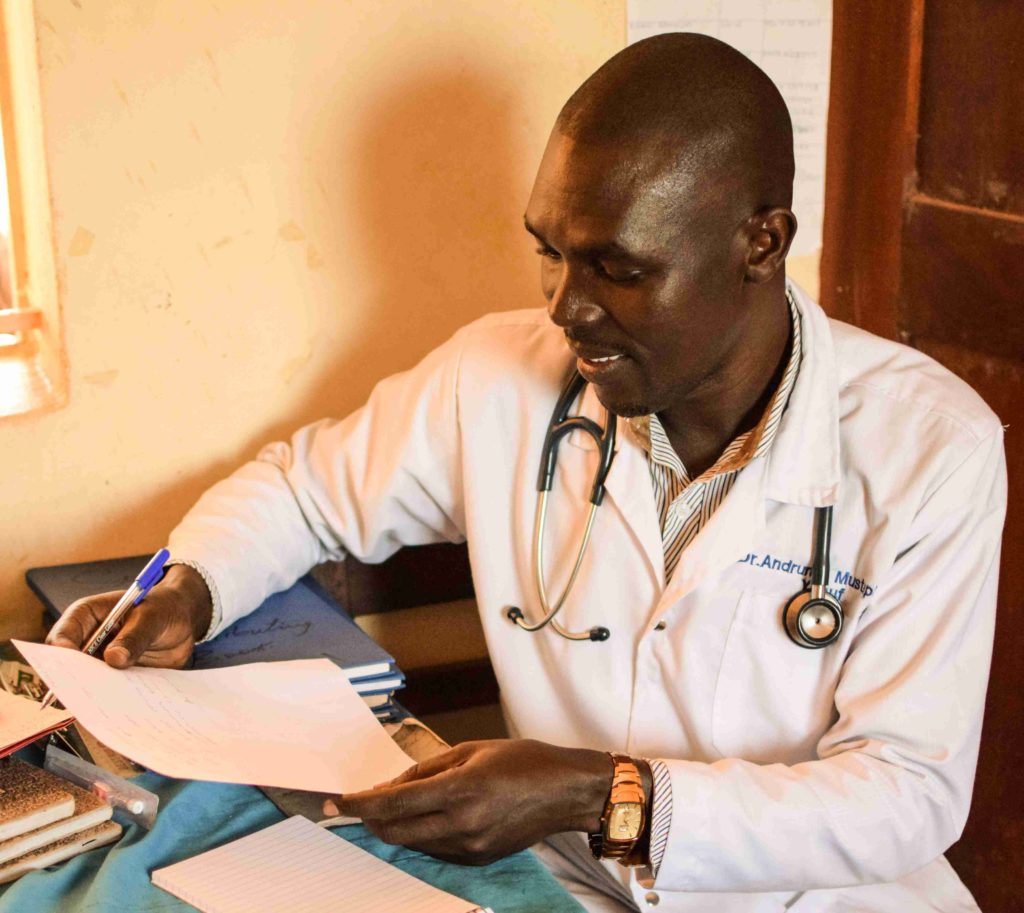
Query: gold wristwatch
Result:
<box><xmin>589</xmin><ymin>754</ymin><xmax>646</xmax><ymax>862</ymax></box>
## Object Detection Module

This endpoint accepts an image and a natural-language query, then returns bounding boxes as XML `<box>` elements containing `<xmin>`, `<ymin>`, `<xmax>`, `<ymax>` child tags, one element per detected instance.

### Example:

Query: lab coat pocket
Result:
<box><xmin>711</xmin><ymin>590</ymin><xmax>841</xmax><ymax>764</ymax></box>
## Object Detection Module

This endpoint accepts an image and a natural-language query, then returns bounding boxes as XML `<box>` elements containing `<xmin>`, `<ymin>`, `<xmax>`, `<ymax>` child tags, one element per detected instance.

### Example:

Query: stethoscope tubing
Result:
<box><xmin>515</xmin><ymin>493</ymin><xmax>599</xmax><ymax>639</ymax></box>
<box><xmin>508</xmin><ymin>371</ymin><xmax>614</xmax><ymax>641</ymax></box>
<box><xmin>508</xmin><ymin>372</ymin><xmax>843</xmax><ymax>648</ymax></box>
<box><xmin>809</xmin><ymin>503</ymin><xmax>832</xmax><ymax>596</ymax></box>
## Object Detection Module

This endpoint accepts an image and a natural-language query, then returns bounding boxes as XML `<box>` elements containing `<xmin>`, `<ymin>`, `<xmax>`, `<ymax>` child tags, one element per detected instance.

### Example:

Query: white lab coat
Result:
<box><xmin>169</xmin><ymin>283</ymin><xmax>1005</xmax><ymax>913</ymax></box>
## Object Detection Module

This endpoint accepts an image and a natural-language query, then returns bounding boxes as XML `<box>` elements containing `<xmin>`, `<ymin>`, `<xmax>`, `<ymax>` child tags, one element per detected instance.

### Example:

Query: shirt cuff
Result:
<box><xmin>165</xmin><ymin>558</ymin><xmax>223</xmax><ymax>643</ymax></box>
<box><xmin>648</xmin><ymin>759</ymin><xmax>673</xmax><ymax>875</ymax></box>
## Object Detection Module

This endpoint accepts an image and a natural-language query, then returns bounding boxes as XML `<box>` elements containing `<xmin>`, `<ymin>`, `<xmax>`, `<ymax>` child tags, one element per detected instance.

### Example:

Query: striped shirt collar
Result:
<box><xmin>628</xmin><ymin>290</ymin><xmax>803</xmax><ymax>486</ymax></box>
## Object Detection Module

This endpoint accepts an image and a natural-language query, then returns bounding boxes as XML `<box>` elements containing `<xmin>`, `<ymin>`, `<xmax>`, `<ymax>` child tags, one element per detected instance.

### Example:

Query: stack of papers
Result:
<box><xmin>0</xmin><ymin>689</ymin><xmax>73</xmax><ymax>759</ymax></box>
<box><xmin>14</xmin><ymin>641</ymin><xmax>413</xmax><ymax>794</ymax></box>
<box><xmin>192</xmin><ymin>577</ymin><xmax>406</xmax><ymax>722</ymax></box>
<box><xmin>26</xmin><ymin>559</ymin><xmax>406</xmax><ymax>723</ymax></box>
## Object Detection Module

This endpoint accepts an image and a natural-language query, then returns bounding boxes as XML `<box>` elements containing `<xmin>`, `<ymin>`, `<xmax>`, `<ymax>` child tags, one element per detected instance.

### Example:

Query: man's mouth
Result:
<box><xmin>575</xmin><ymin>351</ymin><xmax>627</xmax><ymax>380</ymax></box>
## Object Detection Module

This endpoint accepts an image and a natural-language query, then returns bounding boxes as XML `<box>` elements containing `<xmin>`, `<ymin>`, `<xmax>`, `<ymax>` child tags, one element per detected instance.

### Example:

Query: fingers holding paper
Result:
<box><xmin>45</xmin><ymin>564</ymin><xmax>213</xmax><ymax>669</ymax></box>
<box><xmin>330</xmin><ymin>739</ymin><xmax>612</xmax><ymax>865</ymax></box>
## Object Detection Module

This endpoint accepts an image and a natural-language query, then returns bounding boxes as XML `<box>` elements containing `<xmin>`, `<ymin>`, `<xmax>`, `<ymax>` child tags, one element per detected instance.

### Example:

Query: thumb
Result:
<box><xmin>46</xmin><ymin>591</ymin><xmax>122</xmax><ymax>651</ymax></box>
<box><xmin>383</xmin><ymin>744</ymin><xmax>470</xmax><ymax>787</ymax></box>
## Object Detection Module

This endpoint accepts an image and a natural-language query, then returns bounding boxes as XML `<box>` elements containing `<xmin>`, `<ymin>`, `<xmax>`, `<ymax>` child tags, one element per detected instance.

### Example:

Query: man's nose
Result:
<box><xmin>545</xmin><ymin>263</ymin><xmax>600</xmax><ymax>330</ymax></box>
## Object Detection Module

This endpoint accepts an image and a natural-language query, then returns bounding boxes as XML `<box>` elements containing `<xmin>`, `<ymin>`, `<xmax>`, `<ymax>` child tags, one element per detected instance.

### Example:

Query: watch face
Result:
<box><xmin>608</xmin><ymin>803</ymin><xmax>643</xmax><ymax>840</ymax></box>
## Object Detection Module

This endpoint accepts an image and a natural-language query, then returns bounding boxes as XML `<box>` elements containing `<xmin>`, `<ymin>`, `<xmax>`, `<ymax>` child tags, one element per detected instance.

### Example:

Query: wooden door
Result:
<box><xmin>821</xmin><ymin>3</ymin><xmax>1023</xmax><ymax>909</ymax></box>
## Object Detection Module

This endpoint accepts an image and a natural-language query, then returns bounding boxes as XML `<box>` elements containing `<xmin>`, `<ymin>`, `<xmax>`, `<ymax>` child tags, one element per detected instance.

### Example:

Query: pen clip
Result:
<box><xmin>133</xmin><ymin>548</ymin><xmax>171</xmax><ymax>604</ymax></box>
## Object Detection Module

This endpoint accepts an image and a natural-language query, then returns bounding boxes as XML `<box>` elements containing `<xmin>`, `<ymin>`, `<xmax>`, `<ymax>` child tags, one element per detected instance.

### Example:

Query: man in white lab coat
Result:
<box><xmin>51</xmin><ymin>34</ymin><xmax>1005</xmax><ymax>912</ymax></box>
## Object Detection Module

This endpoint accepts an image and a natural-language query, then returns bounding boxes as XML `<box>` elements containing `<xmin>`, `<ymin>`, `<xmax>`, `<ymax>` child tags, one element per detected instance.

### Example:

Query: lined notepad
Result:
<box><xmin>152</xmin><ymin>816</ymin><xmax>491</xmax><ymax>913</ymax></box>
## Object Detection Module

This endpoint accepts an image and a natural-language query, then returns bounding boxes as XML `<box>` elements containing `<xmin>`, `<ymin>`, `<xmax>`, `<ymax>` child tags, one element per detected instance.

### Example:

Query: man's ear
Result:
<box><xmin>743</xmin><ymin>207</ymin><xmax>797</xmax><ymax>283</ymax></box>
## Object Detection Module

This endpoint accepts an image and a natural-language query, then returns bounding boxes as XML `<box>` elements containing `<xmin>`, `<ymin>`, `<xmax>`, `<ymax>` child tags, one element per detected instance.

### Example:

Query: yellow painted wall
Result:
<box><xmin>0</xmin><ymin>1</ymin><xmax>624</xmax><ymax>639</ymax></box>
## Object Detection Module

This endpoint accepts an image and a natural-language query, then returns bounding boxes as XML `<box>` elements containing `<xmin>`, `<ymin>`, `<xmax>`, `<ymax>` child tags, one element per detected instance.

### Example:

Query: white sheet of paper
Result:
<box><xmin>0</xmin><ymin>688</ymin><xmax>72</xmax><ymax>752</ymax></box>
<box><xmin>627</xmin><ymin>0</ymin><xmax>833</xmax><ymax>257</ymax></box>
<box><xmin>14</xmin><ymin>642</ymin><xmax>413</xmax><ymax>794</ymax></box>
<box><xmin>153</xmin><ymin>816</ymin><xmax>487</xmax><ymax>913</ymax></box>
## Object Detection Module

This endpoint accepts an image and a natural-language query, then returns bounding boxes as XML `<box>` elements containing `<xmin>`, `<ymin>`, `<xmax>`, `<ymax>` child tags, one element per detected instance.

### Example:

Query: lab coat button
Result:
<box><xmin>654</xmin><ymin>621</ymin><xmax>667</xmax><ymax>631</ymax></box>
<box><xmin>644</xmin><ymin>891</ymin><xmax>660</xmax><ymax>906</ymax></box>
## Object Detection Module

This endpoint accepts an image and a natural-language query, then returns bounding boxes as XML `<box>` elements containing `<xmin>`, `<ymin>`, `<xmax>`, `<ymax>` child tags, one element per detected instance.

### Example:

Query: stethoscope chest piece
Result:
<box><xmin>782</xmin><ymin>588</ymin><xmax>843</xmax><ymax>649</ymax></box>
<box><xmin>779</xmin><ymin>503</ymin><xmax>844</xmax><ymax>649</ymax></box>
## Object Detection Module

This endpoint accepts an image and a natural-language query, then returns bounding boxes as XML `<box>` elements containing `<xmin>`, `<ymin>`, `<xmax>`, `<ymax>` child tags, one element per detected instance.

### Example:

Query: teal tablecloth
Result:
<box><xmin>0</xmin><ymin>770</ymin><xmax>584</xmax><ymax>912</ymax></box>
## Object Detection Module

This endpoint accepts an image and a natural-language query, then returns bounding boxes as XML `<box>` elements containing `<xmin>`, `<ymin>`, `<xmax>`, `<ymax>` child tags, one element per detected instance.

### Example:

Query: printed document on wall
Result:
<box><xmin>627</xmin><ymin>1</ymin><xmax>832</xmax><ymax>257</ymax></box>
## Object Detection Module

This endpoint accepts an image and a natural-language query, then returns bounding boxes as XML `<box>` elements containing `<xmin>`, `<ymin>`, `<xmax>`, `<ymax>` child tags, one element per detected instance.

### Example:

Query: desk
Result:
<box><xmin>0</xmin><ymin>768</ymin><xmax>584</xmax><ymax>912</ymax></box>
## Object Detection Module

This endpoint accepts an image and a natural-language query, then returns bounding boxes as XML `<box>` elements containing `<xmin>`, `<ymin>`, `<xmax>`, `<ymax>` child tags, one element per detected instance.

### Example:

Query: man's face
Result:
<box><xmin>524</xmin><ymin>131</ymin><xmax>754</xmax><ymax>419</ymax></box>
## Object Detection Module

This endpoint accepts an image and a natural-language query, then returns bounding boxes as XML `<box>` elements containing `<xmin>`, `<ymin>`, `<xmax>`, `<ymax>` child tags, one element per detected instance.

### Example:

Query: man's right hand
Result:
<box><xmin>44</xmin><ymin>564</ymin><xmax>214</xmax><ymax>670</ymax></box>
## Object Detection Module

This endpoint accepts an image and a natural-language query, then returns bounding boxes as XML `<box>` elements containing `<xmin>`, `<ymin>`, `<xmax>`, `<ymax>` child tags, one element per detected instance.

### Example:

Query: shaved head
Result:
<box><xmin>556</xmin><ymin>33</ymin><xmax>794</xmax><ymax>213</ymax></box>
<box><xmin>525</xmin><ymin>32</ymin><xmax>798</xmax><ymax>454</ymax></box>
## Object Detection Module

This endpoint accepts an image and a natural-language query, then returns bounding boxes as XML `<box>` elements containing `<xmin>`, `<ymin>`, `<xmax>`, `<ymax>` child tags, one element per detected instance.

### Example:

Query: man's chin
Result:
<box><xmin>591</xmin><ymin>387</ymin><xmax>654</xmax><ymax>419</ymax></box>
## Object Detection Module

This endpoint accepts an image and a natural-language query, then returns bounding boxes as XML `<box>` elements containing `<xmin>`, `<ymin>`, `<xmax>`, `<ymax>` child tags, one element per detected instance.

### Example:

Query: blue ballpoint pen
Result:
<box><xmin>39</xmin><ymin>548</ymin><xmax>171</xmax><ymax>711</ymax></box>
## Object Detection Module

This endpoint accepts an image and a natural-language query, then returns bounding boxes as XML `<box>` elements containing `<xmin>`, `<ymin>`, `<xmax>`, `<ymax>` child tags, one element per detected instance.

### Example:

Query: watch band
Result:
<box><xmin>589</xmin><ymin>753</ymin><xmax>646</xmax><ymax>863</ymax></box>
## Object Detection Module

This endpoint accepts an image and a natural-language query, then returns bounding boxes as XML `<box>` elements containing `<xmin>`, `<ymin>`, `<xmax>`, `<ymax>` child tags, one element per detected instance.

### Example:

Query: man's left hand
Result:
<box><xmin>328</xmin><ymin>739</ymin><xmax>612</xmax><ymax>865</ymax></box>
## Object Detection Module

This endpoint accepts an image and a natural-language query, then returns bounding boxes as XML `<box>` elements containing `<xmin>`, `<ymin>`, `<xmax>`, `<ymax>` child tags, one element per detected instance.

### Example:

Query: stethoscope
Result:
<box><xmin>506</xmin><ymin>371</ymin><xmax>844</xmax><ymax>649</ymax></box>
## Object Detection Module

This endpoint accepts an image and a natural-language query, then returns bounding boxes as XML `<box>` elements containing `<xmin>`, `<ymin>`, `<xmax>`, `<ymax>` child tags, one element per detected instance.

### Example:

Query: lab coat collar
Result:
<box><xmin>568</xmin><ymin>382</ymin><xmax>666</xmax><ymax>590</ymax></box>
<box><xmin>763</xmin><ymin>281</ymin><xmax>842</xmax><ymax>507</ymax></box>
<box><xmin>561</xmin><ymin>279</ymin><xmax>841</xmax><ymax>582</ymax></box>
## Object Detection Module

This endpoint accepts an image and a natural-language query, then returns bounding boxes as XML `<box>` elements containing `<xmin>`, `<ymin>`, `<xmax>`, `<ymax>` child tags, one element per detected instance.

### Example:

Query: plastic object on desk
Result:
<box><xmin>44</xmin><ymin>744</ymin><xmax>158</xmax><ymax>830</ymax></box>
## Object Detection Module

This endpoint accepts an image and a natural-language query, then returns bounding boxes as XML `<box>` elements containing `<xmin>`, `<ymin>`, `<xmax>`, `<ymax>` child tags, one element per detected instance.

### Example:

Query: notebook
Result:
<box><xmin>0</xmin><ymin>771</ymin><xmax>112</xmax><ymax>864</ymax></box>
<box><xmin>350</xmin><ymin>671</ymin><xmax>405</xmax><ymax>694</ymax></box>
<box><xmin>192</xmin><ymin>576</ymin><xmax>397</xmax><ymax>681</ymax></box>
<box><xmin>0</xmin><ymin>758</ymin><xmax>74</xmax><ymax>842</ymax></box>
<box><xmin>151</xmin><ymin>816</ymin><xmax>492</xmax><ymax>913</ymax></box>
<box><xmin>27</xmin><ymin>558</ymin><xmax>399</xmax><ymax>683</ymax></box>
<box><xmin>0</xmin><ymin>819</ymin><xmax>121</xmax><ymax>885</ymax></box>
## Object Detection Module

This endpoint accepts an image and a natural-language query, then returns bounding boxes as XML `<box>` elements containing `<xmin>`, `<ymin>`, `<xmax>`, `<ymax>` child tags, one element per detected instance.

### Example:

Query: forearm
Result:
<box><xmin>650</xmin><ymin>746</ymin><xmax>965</xmax><ymax>893</ymax></box>
<box><xmin>161</xmin><ymin>564</ymin><xmax>214</xmax><ymax>642</ymax></box>
<box><xmin>168</xmin><ymin>451</ymin><xmax>336</xmax><ymax>636</ymax></box>
<box><xmin>543</xmin><ymin>745</ymin><xmax>617</xmax><ymax>835</ymax></box>
<box><xmin>334</xmin><ymin>740</ymin><xmax>649</xmax><ymax>867</ymax></box>
<box><xmin>169</xmin><ymin>335</ymin><xmax>468</xmax><ymax>638</ymax></box>
<box><xmin>531</xmin><ymin>749</ymin><xmax>656</xmax><ymax>853</ymax></box>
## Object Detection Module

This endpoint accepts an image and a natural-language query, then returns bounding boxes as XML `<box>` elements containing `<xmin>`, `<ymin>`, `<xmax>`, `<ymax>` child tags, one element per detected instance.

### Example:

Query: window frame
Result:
<box><xmin>0</xmin><ymin>0</ymin><xmax>66</xmax><ymax>418</ymax></box>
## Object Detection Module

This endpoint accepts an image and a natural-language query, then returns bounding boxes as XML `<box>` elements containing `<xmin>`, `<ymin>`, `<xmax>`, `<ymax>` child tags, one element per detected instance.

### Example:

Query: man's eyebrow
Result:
<box><xmin>523</xmin><ymin>219</ymin><xmax>641</xmax><ymax>260</ymax></box>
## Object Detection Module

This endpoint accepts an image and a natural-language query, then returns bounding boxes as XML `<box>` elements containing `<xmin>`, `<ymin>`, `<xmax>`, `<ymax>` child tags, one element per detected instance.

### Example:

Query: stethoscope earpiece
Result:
<box><xmin>507</xmin><ymin>605</ymin><xmax>612</xmax><ymax>643</ymax></box>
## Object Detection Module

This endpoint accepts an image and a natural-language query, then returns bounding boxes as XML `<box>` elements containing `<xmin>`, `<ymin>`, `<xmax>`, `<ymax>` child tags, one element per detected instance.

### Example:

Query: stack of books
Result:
<box><xmin>192</xmin><ymin>576</ymin><xmax>405</xmax><ymax>721</ymax></box>
<box><xmin>0</xmin><ymin>757</ymin><xmax>120</xmax><ymax>884</ymax></box>
<box><xmin>27</xmin><ymin>558</ymin><xmax>406</xmax><ymax>722</ymax></box>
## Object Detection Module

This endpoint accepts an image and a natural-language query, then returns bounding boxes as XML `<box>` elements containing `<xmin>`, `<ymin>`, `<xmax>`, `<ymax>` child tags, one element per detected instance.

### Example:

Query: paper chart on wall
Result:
<box><xmin>627</xmin><ymin>0</ymin><xmax>833</xmax><ymax>257</ymax></box>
